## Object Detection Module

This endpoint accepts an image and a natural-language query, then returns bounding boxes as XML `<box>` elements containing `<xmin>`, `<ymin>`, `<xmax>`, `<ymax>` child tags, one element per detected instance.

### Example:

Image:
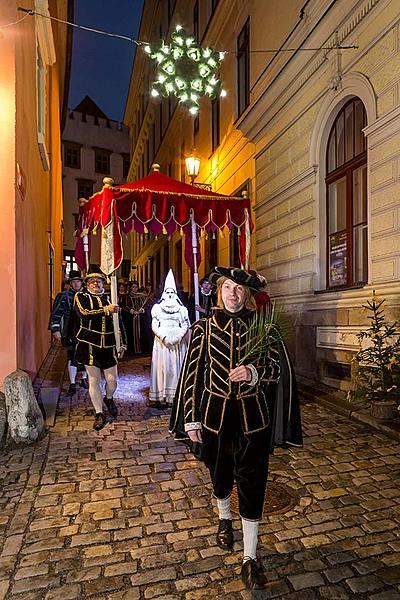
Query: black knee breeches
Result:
<box><xmin>202</xmin><ymin>395</ymin><xmax>271</xmax><ymax>520</ymax></box>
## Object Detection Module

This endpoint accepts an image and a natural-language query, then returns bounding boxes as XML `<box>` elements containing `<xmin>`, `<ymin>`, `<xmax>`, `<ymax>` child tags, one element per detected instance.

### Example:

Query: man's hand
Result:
<box><xmin>187</xmin><ymin>429</ymin><xmax>202</xmax><ymax>443</ymax></box>
<box><xmin>195</xmin><ymin>304</ymin><xmax>205</xmax><ymax>313</ymax></box>
<box><xmin>108</xmin><ymin>304</ymin><xmax>120</xmax><ymax>314</ymax></box>
<box><xmin>52</xmin><ymin>331</ymin><xmax>62</xmax><ymax>342</ymax></box>
<box><xmin>118</xmin><ymin>346</ymin><xmax>126</xmax><ymax>359</ymax></box>
<box><xmin>229</xmin><ymin>365</ymin><xmax>251</xmax><ymax>382</ymax></box>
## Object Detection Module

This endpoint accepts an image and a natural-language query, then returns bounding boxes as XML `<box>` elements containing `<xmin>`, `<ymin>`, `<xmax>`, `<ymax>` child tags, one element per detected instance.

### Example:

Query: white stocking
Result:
<box><xmin>68</xmin><ymin>361</ymin><xmax>77</xmax><ymax>384</ymax></box>
<box><xmin>217</xmin><ymin>495</ymin><xmax>232</xmax><ymax>520</ymax></box>
<box><xmin>85</xmin><ymin>365</ymin><xmax>104</xmax><ymax>413</ymax></box>
<box><xmin>104</xmin><ymin>365</ymin><xmax>118</xmax><ymax>399</ymax></box>
<box><xmin>242</xmin><ymin>518</ymin><xmax>259</xmax><ymax>562</ymax></box>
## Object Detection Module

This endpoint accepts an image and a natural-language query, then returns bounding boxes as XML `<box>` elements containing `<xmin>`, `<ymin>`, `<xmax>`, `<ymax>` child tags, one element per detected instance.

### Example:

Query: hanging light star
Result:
<box><xmin>145</xmin><ymin>25</ymin><xmax>226</xmax><ymax>114</ymax></box>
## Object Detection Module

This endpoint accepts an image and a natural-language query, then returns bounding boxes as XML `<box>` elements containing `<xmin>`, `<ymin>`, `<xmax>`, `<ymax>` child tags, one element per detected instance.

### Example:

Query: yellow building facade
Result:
<box><xmin>125</xmin><ymin>0</ymin><xmax>400</xmax><ymax>391</ymax></box>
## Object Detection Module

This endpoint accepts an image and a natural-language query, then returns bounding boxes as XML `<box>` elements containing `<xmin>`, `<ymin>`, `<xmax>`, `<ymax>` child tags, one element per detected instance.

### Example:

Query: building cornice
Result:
<box><xmin>363</xmin><ymin>106</ymin><xmax>400</xmax><ymax>147</ymax></box>
<box><xmin>239</xmin><ymin>0</ymin><xmax>382</xmax><ymax>143</ymax></box>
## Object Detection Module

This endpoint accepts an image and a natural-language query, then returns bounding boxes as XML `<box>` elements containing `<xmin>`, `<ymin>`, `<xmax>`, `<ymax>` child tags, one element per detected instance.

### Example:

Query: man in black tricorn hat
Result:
<box><xmin>170</xmin><ymin>266</ymin><xmax>280</xmax><ymax>590</ymax></box>
<box><xmin>74</xmin><ymin>265</ymin><xmax>126</xmax><ymax>431</ymax></box>
<box><xmin>49</xmin><ymin>269</ymin><xmax>88</xmax><ymax>394</ymax></box>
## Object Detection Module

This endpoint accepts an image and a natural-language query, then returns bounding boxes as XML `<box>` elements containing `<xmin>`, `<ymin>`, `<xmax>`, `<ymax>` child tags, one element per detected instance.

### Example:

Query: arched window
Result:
<box><xmin>326</xmin><ymin>98</ymin><xmax>367</xmax><ymax>289</ymax></box>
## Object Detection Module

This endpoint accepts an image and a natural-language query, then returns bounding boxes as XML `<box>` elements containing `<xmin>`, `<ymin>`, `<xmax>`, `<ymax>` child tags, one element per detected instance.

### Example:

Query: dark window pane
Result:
<box><xmin>355</xmin><ymin>99</ymin><xmax>366</xmax><ymax>155</ymax></box>
<box><xmin>95</xmin><ymin>149</ymin><xmax>110</xmax><ymax>174</ymax></box>
<box><xmin>328</xmin><ymin>176</ymin><xmax>346</xmax><ymax>234</ymax></box>
<box><xmin>237</xmin><ymin>20</ymin><xmax>250</xmax><ymax>116</ymax></box>
<box><xmin>64</xmin><ymin>143</ymin><xmax>81</xmax><ymax>169</ymax></box>
<box><xmin>345</xmin><ymin>102</ymin><xmax>354</xmax><ymax>162</ymax></box>
<box><xmin>336</xmin><ymin>111</ymin><xmax>345</xmax><ymax>167</ymax></box>
<box><xmin>327</xmin><ymin>130</ymin><xmax>336</xmax><ymax>173</ymax></box>
<box><xmin>353</xmin><ymin>224</ymin><xmax>368</xmax><ymax>283</ymax></box>
<box><xmin>77</xmin><ymin>179</ymin><xmax>93</xmax><ymax>199</ymax></box>
<box><xmin>353</xmin><ymin>164</ymin><xmax>367</xmax><ymax>225</ymax></box>
<box><xmin>211</xmin><ymin>97</ymin><xmax>220</xmax><ymax>153</ymax></box>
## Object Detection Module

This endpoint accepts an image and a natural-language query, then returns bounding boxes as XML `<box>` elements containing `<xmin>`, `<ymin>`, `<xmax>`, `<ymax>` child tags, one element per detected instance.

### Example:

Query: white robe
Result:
<box><xmin>149</xmin><ymin>302</ymin><xmax>190</xmax><ymax>404</ymax></box>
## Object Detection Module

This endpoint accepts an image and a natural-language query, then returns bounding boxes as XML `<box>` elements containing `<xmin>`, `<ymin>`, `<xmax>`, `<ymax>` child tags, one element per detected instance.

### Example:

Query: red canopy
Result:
<box><xmin>75</xmin><ymin>169</ymin><xmax>253</xmax><ymax>274</ymax></box>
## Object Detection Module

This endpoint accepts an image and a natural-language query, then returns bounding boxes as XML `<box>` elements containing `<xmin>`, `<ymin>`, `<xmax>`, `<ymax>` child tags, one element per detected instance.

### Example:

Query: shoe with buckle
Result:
<box><xmin>216</xmin><ymin>519</ymin><xmax>233</xmax><ymax>550</ymax></box>
<box><xmin>240</xmin><ymin>558</ymin><xmax>268</xmax><ymax>590</ymax></box>
<box><xmin>68</xmin><ymin>383</ymin><xmax>76</xmax><ymax>396</ymax></box>
<box><xmin>80</xmin><ymin>377</ymin><xmax>89</xmax><ymax>389</ymax></box>
<box><xmin>93</xmin><ymin>412</ymin><xmax>105</xmax><ymax>431</ymax></box>
<box><xmin>104</xmin><ymin>396</ymin><xmax>118</xmax><ymax>418</ymax></box>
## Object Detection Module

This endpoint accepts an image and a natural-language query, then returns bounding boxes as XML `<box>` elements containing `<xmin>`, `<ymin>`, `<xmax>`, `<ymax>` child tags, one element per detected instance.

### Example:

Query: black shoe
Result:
<box><xmin>80</xmin><ymin>377</ymin><xmax>89</xmax><ymax>389</ymax></box>
<box><xmin>68</xmin><ymin>383</ymin><xmax>76</xmax><ymax>396</ymax></box>
<box><xmin>104</xmin><ymin>396</ymin><xmax>118</xmax><ymax>418</ymax></box>
<box><xmin>216</xmin><ymin>519</ymin><xmax>233</xmax><ymax>550</ymax></box>
<box><xmin>240</xmin><ymin>558</ymin><xmax>268</xmax><ymax>590</ymax></box>
<box><xmin>93</xmin><ymin>412</ymin><xmax>105</xmax><ymax>431</ymax></box>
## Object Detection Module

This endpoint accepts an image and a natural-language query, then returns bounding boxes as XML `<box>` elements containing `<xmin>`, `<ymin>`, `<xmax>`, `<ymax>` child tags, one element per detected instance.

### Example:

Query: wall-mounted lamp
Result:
<box><xmin>185</xmin><ymin>149</ymin><xmax>200</xmax><ymax>184</ymax></box>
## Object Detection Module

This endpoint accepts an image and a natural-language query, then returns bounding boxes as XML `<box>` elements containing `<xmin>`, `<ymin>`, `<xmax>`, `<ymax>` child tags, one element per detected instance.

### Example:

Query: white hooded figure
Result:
<box><xmin>149</xmin><ymin>269</ymin><xmax>190</xmax><ymax>406</ymax></box>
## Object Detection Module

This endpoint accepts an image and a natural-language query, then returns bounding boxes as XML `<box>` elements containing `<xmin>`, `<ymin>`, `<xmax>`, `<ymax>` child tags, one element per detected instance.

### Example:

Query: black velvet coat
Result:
<box><xmin>170</xmin><ymin>308</ymin><xmax>280</xmax><ymax>437</ymax></box>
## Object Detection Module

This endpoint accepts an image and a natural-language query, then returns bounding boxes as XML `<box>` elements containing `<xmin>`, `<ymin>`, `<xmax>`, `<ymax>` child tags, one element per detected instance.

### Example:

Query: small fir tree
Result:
<box><xmin>350</xmin><ymin>291</ymin><xmax>400</xmax><ymax>406</ymax></box>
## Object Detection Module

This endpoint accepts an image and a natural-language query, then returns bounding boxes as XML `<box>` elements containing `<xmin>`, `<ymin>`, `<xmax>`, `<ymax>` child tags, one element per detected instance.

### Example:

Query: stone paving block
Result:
<box><xmin>11</xmin><ymin>574</ymin><xmax>61</xmax><ymax>594</ymax></box>
<box><xmin>1</xmin><ymin>534</ymin><xmax>24</xmax><ymax>557</ymax></box>
<box><xmin>130</xmin><ymin>566</ymin><xmax>177</xmax><ymax>586</ymax></box>
<box><xmin>318</xmin><ymin>584</ymin><xmax>350</xmax><ymax>599</ymax></box>
<box><xmin>346</xmin><ymin>574</ymin><xmax>384</xmax><ymax>593</ymax></box>
<box><xmin>44</xmin><ymin>584</ymin><xmax>81</xmax><ymax>600</ymax></box>
<box><xmin>181</xmin><ymin>557</ymin><xmax>223</xmax><ymax>577</ymax></box>
<box><xmin>377</xmin><ymin>566</ymin><xmax>400</xmax><ymax>585</ymax></box>
<box><xmin>324</xmin><ymin>565</ymin><xmax>354</xmax><ymax>582</ymax></box>
<box><xmin>144</xmin><ymin>582</ymin><xmax>173</xmax><ymax>598</ymax></box>
<box><xmin>288</xmin><ymin>571</ymin><xmax>325</xmax><ymax>590</ymax></box>
<box><xmin>370</xmin><ymin>591</ymin><xmax>400</xmax><ymax>600</ymax></box>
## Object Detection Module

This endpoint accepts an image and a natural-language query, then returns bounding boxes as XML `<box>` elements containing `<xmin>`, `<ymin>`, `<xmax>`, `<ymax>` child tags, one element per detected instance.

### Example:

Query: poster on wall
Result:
<box><xmin>329</xmin><ymin>231</ymin><xmax>347</xmax><ymax>287</ymax></box>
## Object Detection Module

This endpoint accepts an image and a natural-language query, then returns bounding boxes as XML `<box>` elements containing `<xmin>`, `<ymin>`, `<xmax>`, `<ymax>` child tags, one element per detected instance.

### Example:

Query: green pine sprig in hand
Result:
<box><xmin>239</xmin><ymin>302</ymin><xmax>287</xmax><ymax>364</ymax></box>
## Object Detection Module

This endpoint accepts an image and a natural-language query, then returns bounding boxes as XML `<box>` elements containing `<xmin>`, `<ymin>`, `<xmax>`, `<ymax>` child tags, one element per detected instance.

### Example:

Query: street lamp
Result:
<box><xmin>185</xmin><ymin>149</ymin><xmax>200</xmax><ymax>184</ymax></box>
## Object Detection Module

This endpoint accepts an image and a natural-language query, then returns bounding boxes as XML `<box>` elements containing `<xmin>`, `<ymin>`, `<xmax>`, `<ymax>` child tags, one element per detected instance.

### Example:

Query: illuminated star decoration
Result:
<box><xmin>145</xmin><ymin>25</ymin><xmax>226</xmax><ymax>114</ymax></box>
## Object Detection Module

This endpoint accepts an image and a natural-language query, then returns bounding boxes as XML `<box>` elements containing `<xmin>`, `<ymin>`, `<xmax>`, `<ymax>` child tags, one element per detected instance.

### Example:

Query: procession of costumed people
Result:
<box><xmin>57</xmin><ymin>259</ymin><xmax>302</xmax><ymax>590</ymax></box>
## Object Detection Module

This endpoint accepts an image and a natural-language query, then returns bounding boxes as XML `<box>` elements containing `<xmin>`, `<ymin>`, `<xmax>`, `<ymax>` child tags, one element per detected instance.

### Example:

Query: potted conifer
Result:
<box><xmin>350</xmin><ymin>291</ymin><xmax>400</xmax><ymax>419</ymax></box>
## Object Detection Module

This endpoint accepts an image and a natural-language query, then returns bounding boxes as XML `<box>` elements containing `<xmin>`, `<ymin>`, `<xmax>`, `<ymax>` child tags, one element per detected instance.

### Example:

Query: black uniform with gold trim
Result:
<box><xmin>170</xmin><ymin>307</ymin><xmax>280</xmax><ymax>520</ymax></box>
<box><xmin>74</xmin><ymin>290</ymin><xmax>118</xmax><ymax>369</ymax></box>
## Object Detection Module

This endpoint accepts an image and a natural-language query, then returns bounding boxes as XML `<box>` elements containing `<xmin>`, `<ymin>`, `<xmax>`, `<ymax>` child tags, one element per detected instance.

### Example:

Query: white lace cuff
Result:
<box><xmin>184</xmin><ymin>422</ymin><xmax>202</xmax><ymax>432</ymax></box>
<box><xmin>247</xmin><ymin>364</ymin><xmax>259</xmax><ymax>387</ymax></box>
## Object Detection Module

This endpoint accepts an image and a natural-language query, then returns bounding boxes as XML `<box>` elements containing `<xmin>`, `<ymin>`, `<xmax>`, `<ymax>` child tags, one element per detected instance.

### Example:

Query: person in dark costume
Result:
<box><xmin>188</xmin><ymin>276</ymin><xmax>216</xmax><ymax>323</ymax></box>
<box><xmin>170</xmin><ymin>266</ymin><xmax>280</xmax><ymax>590</ymax></box>
<box><xmin>120</xmin><ymin>281</ymin><xmax>147</xmax><ymax>355</ymax></box>
<box><xmin>74</xmin><ymin>266</ymin><xmax>127</xmax><ymax>431</ymax></box>
<box><xmin>49</xmin><ymin>270</ymin><xmax>88</xmax><ymax>394</ymax></box>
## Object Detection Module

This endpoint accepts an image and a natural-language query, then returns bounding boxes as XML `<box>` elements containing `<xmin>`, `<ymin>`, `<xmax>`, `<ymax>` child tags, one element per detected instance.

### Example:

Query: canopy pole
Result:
<box><xmin>79</xmin><ymin>198</ymin><xmax>90</xmax><ymax>272</ymax></box>
<box><xmin>83</xmin><ymin>234</ymin><xmax>89</xmax><ymax>271</ymax></box>
<box><xmin>110</xmin><ymin>275</ymin><xmax>121</xmax><ymax>353</ymax></box>
<box><xmin>191</xmin><ymin>213</ymin><xmax>200</xmax><ymax>322</ymax></box>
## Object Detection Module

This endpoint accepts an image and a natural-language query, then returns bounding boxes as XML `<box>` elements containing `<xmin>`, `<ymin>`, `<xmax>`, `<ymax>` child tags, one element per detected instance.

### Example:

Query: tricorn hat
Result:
<box><xmin>209</xmin><ymin>266</ymin><xmax>265</xmax><ymax>292</ymax></box>
<box><xmin>68</xmin><ymin>269</ymin><xmax>82</xmax><ymax>281</ymax></box>
<box><xmin>85</xmin><ymin>264</ymin><xmax>106</xmax><ymax>281</ymax></box>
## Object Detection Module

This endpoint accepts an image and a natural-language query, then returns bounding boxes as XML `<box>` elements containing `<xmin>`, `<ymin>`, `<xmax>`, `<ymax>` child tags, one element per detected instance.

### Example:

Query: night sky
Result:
<box><xmin>68</xmin><ymin>0</ymin><xmax>144</xmax><ymax>121</ymax></box>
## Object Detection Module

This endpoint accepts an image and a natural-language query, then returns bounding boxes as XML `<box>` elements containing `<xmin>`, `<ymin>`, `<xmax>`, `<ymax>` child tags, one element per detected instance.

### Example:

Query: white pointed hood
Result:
<box><xmin>163</xmin><ymin>269</ymin><xmax>177</xmax><ymax>294</ymax></box>
<box><xmin>160</xmin><ymin>269</ymin><xmax>180</xmax><ymax>308</ymax></box>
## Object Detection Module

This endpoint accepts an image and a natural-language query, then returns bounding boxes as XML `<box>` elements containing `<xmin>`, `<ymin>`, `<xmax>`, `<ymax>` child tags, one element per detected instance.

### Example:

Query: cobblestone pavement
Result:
<box><xmin>1</xmin><ymin>356</ymin><xmax>400</xmax><ymax>600</ymax></box>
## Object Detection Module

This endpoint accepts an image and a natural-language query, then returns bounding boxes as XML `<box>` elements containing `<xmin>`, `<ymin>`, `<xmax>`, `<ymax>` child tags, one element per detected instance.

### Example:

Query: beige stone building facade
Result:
<box><xmin>125</xmin><ymin>0</ymin><xmax>400</xmax><ymax>391</ymax></box>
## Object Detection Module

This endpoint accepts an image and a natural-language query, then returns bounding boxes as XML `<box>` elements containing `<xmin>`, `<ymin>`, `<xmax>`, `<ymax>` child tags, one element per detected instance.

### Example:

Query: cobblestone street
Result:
<box><xmin>1</xmin><ymin>356</ymin><xmax>400</xmax><ymax>599</ymax></box>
